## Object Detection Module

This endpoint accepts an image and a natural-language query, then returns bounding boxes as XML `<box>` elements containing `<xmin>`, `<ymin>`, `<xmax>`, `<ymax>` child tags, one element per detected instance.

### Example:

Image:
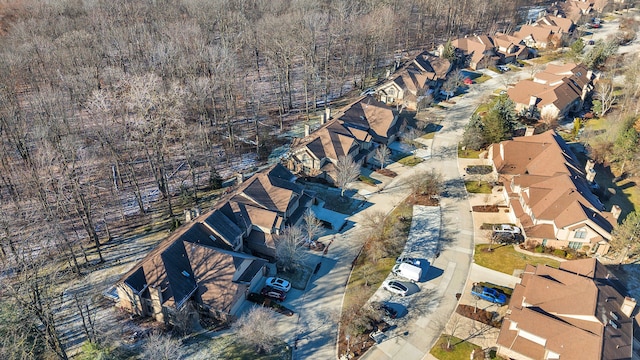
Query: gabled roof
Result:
<box><xmin>203</xmin><ymin>208</ymin><xmax>243</xmax><ymax>247</ymax></box>
<box><xmin>452</xmin><ymin>36</ymin><xmax>496</xmax><ymax>65</ymax></box>
<box><xmin>232</xmin><ymin>163</ymin><xmax>302</xmax><ymax>214</ymax></box>
<box><xmin>508</xmin><ymin>78</ymin><xmax>580</xmax><ymax>112</ymax></box>
<box><xmin>491</xmin><ymin>130</ymin><xmax>615</xmax><ymax>236</ymax></box>
<box><xmin>508</xmin><ymin>62</ymin><xmax>590</xmax><ymax>113</ymax></box>
<box><xmin>537</xmin><ymin>15</ymin><xmax>574</xmax><ymax>33</ymax></box>
<box><xmin>339</xmin><ymin>96</ymin><xmax>397</xmax><ymax>141</ymax></box>
<box><xmin>497</xmin><ymin>259</ymin><xmax>633</xmax><ymax>360</ymax></box>
<box><xmin>291</xmin><ymin>120</ymin><xmax>359</xmax><ymax>162</ymax></box>
<box><xmin>184</xmin><ymin>242</ymin><xmax>266</xmax><ymax>312</ymax></box>
<box><xmin>120</xmin><ymin>232</ymin><xmax>265</xmax><ymax>313</ymax></box>
<box><xmin>515</xmin><ymin>24</ymin><xmax>555</xmax><ymax>44</ymax></box>
<box><xmin>412</xmin><ymin>51</ymin><xmax>451</xmax><ymax>80</ymax></box>
<box><xmin>118</xmin><ymin>164</ymin><xmax>305</xmax><ymax>314</ymax></box>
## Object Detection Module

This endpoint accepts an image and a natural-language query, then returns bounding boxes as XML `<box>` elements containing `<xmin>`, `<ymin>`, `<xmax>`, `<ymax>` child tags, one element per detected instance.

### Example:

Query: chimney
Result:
<box><xmin>529</xmin><ymin>96</ymin><xmax>538</xmax><ymax>107</ymax></box>
<box><xmin>386</xmin><ymin>69</ymin><xmax>391</xmax><ymax>78</ymax></box>
<box><xmin>193</xmin><ymin>207</ymin><xmax>201</xmax><ymax>218</ymax></box>
<box><xmin>184</xmin><ymin>209</ymin><xmax>193</xmax><ymax>223</ymax></box>
<box><xmin>586</xmin><ymin>168</ymin><xmax>596</xmax><ymax>183</ymax></box>
<box><xmin>586</xmin><ymin>159</ymin><xmax>595</xmax><ymax>172</ymax></box>
<box><xmin>525</xmin><ymin>126</ymin><xmax>535</xmax><ymax>136</ymax></box>
<box><xmin>325</xmin><ymin>107</ymin><xmax>331</xmax><ymax>121</ymax></box>
<box><xmin>611</xmin><ymin>205</ymin><xmax>622</xmax><ymax>220</ymax></box>
<box><xmin>320</xmin><ymin>113</ymin><xmax>326</xmax><ymax>125</ymax></box>
<box><xmin>620</xmin><ymin>297</ymin><xmax>636</xmax><ymax>318</ymax></box>
<box><xmin>235</xmin><ymin>172</ymin><xmax>244</xmax><ymax>185</ymax></box>
<box><xmin>304</xmin><ymin>124</ymin><xmax>310</xmax><ymax>137</ymax></box>
<box><xmin>500</xmin><ymin>142</ymin><xmax>505</xmax><ymax>160</ymax></box>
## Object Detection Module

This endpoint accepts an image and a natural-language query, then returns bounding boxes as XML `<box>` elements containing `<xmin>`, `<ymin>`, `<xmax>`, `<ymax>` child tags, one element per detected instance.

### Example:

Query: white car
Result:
<box><xmin>395</xmin><ymin>256</ymin><xmax>420</xmax><ymax>266</ymax></box>
<box><xmin>382</xmin><ymin>280</ymin><xmax>409</xmax><ymax>297</ymax></box>
<box><xmin>498</xmin><ymin>65</ymin><xmax>511</xmax><ymax>72</ymax></box>
<box><xmin>265</xmin><ymin>277</ymin><xmax>291</xmax><ymax>292</ymax></box>
<box><xmin>493</xmin><ymin>224</ymin><xmax>521</xmax><ymax>234</ymax></box>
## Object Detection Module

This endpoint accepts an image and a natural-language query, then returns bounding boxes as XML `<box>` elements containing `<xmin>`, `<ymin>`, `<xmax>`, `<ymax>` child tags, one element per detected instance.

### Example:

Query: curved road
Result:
<box><xmin>273</xmin><ymin>70</ymin><xmax>524</xmax><ymax>360</ymax></box>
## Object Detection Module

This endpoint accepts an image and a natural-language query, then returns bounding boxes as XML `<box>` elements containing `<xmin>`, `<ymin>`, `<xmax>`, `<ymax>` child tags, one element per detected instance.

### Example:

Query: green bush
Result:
<box><xmin>534</xmin><ymin>245</ymin><xmax>544</xmax><ymax>253</ymax></box>
<box><xmin>553</xmin><ymin>249</ymin><xmax>567</xmax><ymax>257</ymax></box>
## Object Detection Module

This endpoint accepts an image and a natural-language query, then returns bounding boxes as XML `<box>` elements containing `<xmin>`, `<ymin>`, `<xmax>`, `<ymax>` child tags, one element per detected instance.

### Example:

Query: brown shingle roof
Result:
<box><xmin>515</xmin><ymin>24</ymin><xmax>554</xmax><ymax>45</ymax></box>
<box><xmin>498</xmin><ymin>259</ymin><xmax>634</xmax><ymax>360</ymax></box>
<box><xmin>491</xmin><ymin>130</ymin><xmax>615</xmax><ymax>238</ymax></box>
<box><xmin>339</xmin><ymin>96</ymin><xmax>397</xmax><ymax>141</ymax></box>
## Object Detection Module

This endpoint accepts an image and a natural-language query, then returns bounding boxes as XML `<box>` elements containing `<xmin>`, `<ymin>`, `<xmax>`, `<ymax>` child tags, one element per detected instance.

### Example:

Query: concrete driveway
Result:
<box><xmin>259</xmin><ymin>57</ymin><xmax>528</xmax><ymax>360</ymax></box>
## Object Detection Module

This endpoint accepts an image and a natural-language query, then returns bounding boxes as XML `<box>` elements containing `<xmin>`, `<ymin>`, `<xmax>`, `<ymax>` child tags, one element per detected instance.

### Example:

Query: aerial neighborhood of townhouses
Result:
<box><xmin>4</xmin><ymin>0</ymin><xmax>640</xmax><ymax>359</ymax></box>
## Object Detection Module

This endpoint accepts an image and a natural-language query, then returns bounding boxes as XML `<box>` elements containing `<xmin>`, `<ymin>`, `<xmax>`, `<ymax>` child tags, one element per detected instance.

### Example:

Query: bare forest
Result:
<box><xmin>0</xmin><ymin>0</ymin><xmax>543</xmax><ymax>358</ymax></box>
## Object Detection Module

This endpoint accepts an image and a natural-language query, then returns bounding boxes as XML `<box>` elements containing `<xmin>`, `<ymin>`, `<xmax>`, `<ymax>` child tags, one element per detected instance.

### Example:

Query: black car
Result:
<box><xmin>492</xmin><ymin>232</ymin><xmax>523</xmax><ymax>245</ymax></box>
<box><xmin>261</xmin><ymin>286</ymin><xmax>286</xmax><ymax>302</ymax></box>
<box><xmin>371</xmin><ymin>302</ymin><xmax>398</xmax><ymax>319</ymax></box>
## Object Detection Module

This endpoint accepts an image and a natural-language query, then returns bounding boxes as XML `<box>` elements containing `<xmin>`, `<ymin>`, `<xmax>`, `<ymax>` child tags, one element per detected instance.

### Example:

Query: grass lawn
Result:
<box><xmin>464</xmin><ymin>181</ymin><xmax>492</xmax><ymax>194</ymax></box>
<box><xmin>474</xmin><ymin>74</ymin><xmax>492</xmax><ymax>84</ymax></box>
<box><xmin>474</xmin><ymin>244</ymin><xmax>560</xmax><ymax>275</ymax></box>
<box><xmin>421</xmin><ymin>132</ymin><xmax>435</xmax><ymax>140</ymax></box>
<box><xmin>473</xmin><ymin>103</ymin><xmax>491</xmax><ymax>116</ymax></box>
<box><xmin>429</xmin><ymin>335</ymin><xmax>481</xmax><ymax>360</ymax></box>
<box><xmin>585</xmin><ymin>117</ymin><xmax>607</xmax><ymax>131</ymax></box>
<box><xmin>201</xmin><ymin>335</ymin><xmax>292</xmax><ymax>360</ymax></box>
<box><xmin>458</xmin><ymin>146</ymin><xmax>483</xmax><ymax>159</ymax></box>
<box><xmin>398</xmin><ymin>155</ymin><xmax>424</xmax><ymax>166</ymax></box>
<box><xmin>531</xmin><ymin>51</ymin><xmax>564</xmax><ymax>64</ymax></box>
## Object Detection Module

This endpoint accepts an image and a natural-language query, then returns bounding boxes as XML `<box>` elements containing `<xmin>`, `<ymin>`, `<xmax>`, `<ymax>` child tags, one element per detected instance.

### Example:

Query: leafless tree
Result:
<box><xmin>275</xmin><ymin>225</ymin><xmax>308</xmax><ymax>273</ymax></box>
<box><xmin>374</xmin><ymin>144</ymin><xmax>391</xmax><ymax>169</ymax></box>
<box><xmin>408</xmin><ymin>170</ymin><xmax>444</xmax><ymax>198</ymax></box>
<box><xmin>595</xmin><ymin>79</ymin><xmax>617</xmax><ymax>116</ymax></box>
<box><xmin>233</xmin><ymin>306</ymin><xmax>280</xmax><ymax>354</ymax></box>
<box><xmin>335</xmin><ymin>155</ymin><xmax>360</xmax><ymax>197</ymax></box>
<box><xmin>302</xmin><ymin>209</ymin><xmax>323</xmax><ymax>246</ymax></box>
<box><xmin>141</xmin><ymin>331</ymin><xmax>185</xmax><ymax>360</ymax></box>
<box><xmin>527</xmin><ymin>63</ymin><xmax>543</xmax><ymax>79</ymax></box>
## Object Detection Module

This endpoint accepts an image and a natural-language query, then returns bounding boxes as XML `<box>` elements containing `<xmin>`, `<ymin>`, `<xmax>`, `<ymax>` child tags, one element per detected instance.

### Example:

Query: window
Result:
<box><xmin>542</xmin><ymin>239</ymin><xmax>547</xmax><ymax>247</ymax></box>
<box><xmin>574</xmin><ymin>228</ymin><xmax>587</xmax><ymax>239</ymax></box>
<box><xmin>388</xmin><ymin>88</ymin><xmax>395</xmax><ymax>96</ymax></box>
<box><xmin>568</xmin><ymin>241</ymin><xmax>582</xmax><ymax>250</ymax></box>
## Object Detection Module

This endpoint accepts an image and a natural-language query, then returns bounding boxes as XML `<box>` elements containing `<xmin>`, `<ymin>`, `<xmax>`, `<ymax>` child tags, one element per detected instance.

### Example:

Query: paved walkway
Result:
<box><xmin>360</xmin><ymin>64</ymin><xmax>535</xmax><ymax>360</ymax></box>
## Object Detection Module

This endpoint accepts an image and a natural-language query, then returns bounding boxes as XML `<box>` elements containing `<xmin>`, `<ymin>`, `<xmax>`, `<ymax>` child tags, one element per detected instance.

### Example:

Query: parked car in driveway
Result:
<box><xmin>492</xmin><ymin>224</ymin><xmax>520</xmax><ymax>234</ymax></box>
<box><xmin>396</xmin><ymin>256</ymin><xmax>420</xmax><ymax>266</ymax></box>
<box><xmin>261</xmin><ymin>286</ymin><xmax>286</xmax><ymax>302</ymax></box>
<box><xmin>392</xmin><ymin>263</ymin><xmax>422</xmax><ymax>282</ymax></box>
<box><xmin>371</xmin><ymin>302</ymin><xmax>398</xmax><ymax>319</ymax></box>
<box><xmin>471</xmin><ymin>283</ymin><xmax>507</xmax><ymax>305</ymax></box>
<box><xmin>492</xmin><ymin>232</ymin><xmax>523</xmax><ymax>245</ymax></box>
<box><xmin>497</xmin><ymin>65</ymin><xmax>510</xmax><ymax>72</ymax></box>
<box><xmin>383</xmin><ymin>280</ymin><xmax>409</xmax><ymax>296</ymax></box>
<box><xmin>265</xmin><ymin>277</ymin><xmax>291</xmax><ymax>292</ymax></box>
